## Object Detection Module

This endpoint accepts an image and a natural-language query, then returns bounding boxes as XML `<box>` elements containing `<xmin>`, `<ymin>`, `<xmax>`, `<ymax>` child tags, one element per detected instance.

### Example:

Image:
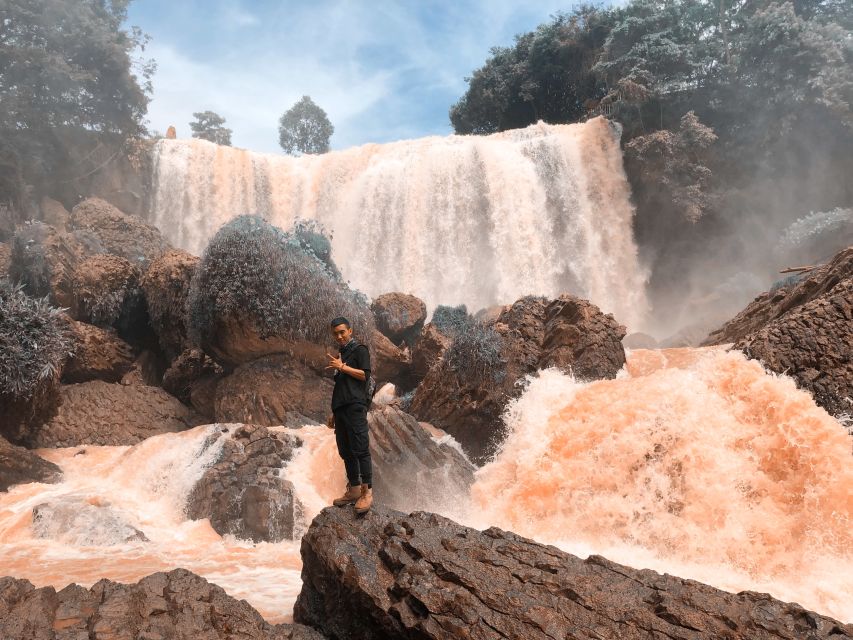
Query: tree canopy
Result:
<box><xmin>190</xmin><ymin>111</ymin><xmax>233</xmax><ymax>146</ymax></box>
<box><xmin>278</xmin><ymin>96</ymin><xmax>334</xmax><ymax>155</ymax></box>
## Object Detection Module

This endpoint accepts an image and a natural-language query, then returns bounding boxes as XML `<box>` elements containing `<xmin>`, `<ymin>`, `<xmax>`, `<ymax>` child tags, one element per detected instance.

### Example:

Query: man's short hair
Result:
<box><xmin>330</xmin><ymin>316</ymin><xmax>351</xmax><ymax>328</ymax></box>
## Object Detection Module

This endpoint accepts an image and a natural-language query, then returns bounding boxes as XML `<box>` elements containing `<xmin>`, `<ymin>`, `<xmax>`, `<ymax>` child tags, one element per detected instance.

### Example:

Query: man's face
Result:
<box><xmin>331</xmin><ymin>323</ymin><xmax>353</xmax><ymax>346</ymax></box>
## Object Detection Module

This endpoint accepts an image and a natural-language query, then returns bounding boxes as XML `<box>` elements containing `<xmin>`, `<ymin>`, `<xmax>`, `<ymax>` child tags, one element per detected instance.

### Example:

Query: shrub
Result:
<box><xmin>443</xmin><ymin>318</ymin><xmax>505</xmax><ymax>385</ymax></box>
<box><xmin>431</xmin><ymin>304</ymin><xmax>469</xmax><ymax>337</ymax></box>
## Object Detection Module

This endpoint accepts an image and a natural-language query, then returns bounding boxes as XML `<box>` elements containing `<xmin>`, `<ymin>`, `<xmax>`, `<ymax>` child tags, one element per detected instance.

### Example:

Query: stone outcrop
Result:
<box><xmin>162</xmin><ymin>348</ymin><xmax>223</xmax><ymax>405</ymax></box>
<box><xmin>28</xmin><ymin>380</ymin><xmax>199</xmax><ymax>448</ymax></box>
<box><xmin>215</xmin><ymin>355</ymin><xmax>332</xmax><ymax>425</ymax></box>
<box><xmin>371</xmin><ymin>292</ymin><xmax>427</xmax><ymax>346</ymax></box>
<box><xmin>368</xmin><ymin>406</ymin><xmax>475</xmax><ymax>513</ymax></box>
<box><xmin>141</xmin><ymin>248</ymin><xmax>199</xmax><ymax>359</ymax></box>
<box><xmin>0</xmin><ymin>569</ymin><xmax>326</xmax><ymax>640</ymax></box>
<box><xmin>411</xmin><ymin>295</ymin><xmax>625</xmax><ymax>463</ymax></box>
<box><xmin>70</xmin><ymin>254</ymin><xmax>147</xmax><ymax>337</ymax></box>
<box><xmin>295</xmin><ymin>507</ymin><xmax>852</xmax><ymax>640</ymax></box>
<box><xmin>0</xmin><ymin>435</ymin><xmax>61</xmax><ymax>492</ymax></box>
<box><xmin>186</xmin><ymin>424</ymin><xmax>304</xmax><ymax>542</ymax></box>
<box><xmin>39</xmin><ymin>196</ymin><xmax>70</xmax><ymax>230</ymax></box>
<box><xmin>62</xmin><ymin>319</ymin><xmax>136</xmax><ymax>384</ymax></box>
<box><xmin>32</xmin><ymin>499</ymin><xmax>148</xmax><ymax>545</ymax></box>
<box><xmin>371</xmin><ymin>329</ymin><xmax>413</xmax><ymax>389</ymax></box>
<box><xmin>410</xmin><ymin>323</ymin><xmax>451</xmax><ymax>382</ymax></box>
<box><xmin>704</xmin><ymin>246</ymin><xmax>853</xmax><ymax>345</ymax></box>
<box><xmin>70</xmin><ymin>197</ymin><xmax>169</xmax><ymax>267</ymax></box>
<box><xmin>734</xmin><ymin>278</ymin><xmax>852</xmax><ymax>416</ymax></box>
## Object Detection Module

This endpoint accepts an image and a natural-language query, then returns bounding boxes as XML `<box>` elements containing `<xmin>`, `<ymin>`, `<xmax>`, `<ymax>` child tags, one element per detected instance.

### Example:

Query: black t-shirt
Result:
<box><xmin>331</xmin><ymin>340</ymin><xmax>371</xmax><ymax>410</ymax></box>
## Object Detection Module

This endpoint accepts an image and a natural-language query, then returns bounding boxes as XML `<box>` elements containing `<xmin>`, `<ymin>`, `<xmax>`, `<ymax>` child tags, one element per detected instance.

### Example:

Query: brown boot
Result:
<box><xmin>332</xmin><ymin>483</ymin><xmax>361</xmax><ymax>507</ymax></box>
<box><xmin>354</xmin><ymin>484</ymin><xmax>373</xmax><ymax>514</ymax></box>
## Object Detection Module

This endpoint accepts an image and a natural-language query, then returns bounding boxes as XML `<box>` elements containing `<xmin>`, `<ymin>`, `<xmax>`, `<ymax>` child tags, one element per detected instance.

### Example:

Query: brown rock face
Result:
<box><xmin>368</xmin><ymin>406</ymin><xmax>475</xmax><ymax>513</ymax></box>
<box><xmin>0</xmin><ymin>242</ymin><xmax>9</xmax><ymax>275</ymax></box>
<box><xmin>371</xmin><ymin>292</ymin><xmax>427</xmax><ymax>346</ymax></box>
<box><xmin>371</xmin><ymin>329</ymin><xmax>413</xmax><ymax>389</ymax></box>
<box><xmin>186</xmin><ymin>424</ymin><xmax>304</xmax><ymax>542</ymax></box>
<box><xmin>162</xmin><ymin>348</ymin><xmax>223</xmax><ymax>405</ymax></box>
<box><xmin>62</xmin><ymin>319</ymin><xmax>136</xmax><ymax>383</ymax></box>
<box><xmin>70</xmin><ymin>197</ymin><xmax>169</xmax><ymax>267</ymax></box>
<box><xmin>29</xmin><ymin>380</ymin><xmax>199</xmax><ymax>448</ymax></box>
<box><xmin>295</xmin><ymin>507</ymin><xmax>852</xmax><ymax>640</ymax></box>
<box><xmin>38</xmin><ymin>196</ymin><xmax>70</xmax><ymax>229</ymax></box>
<box><xmin>0</xmin><ymin>435</ymin><xmax>61</xmax><ymax>492</ymax></box>
<box><xmin>141</xmin><ymin>248</ymin><xmax>199</xmax><ymax>359</ymax></box>
<box><xmin>410</xmin><ymin>295</ymin><xmax>625</xmax><ymax>463</ymax></box>
<box><xmin>215</xmin><ymin>355</ymin><xmax>332</xmax><ymax>425</ymax></box>
<box><xmin>734</xmin><ymin>278</ymin><xmax>853</xmax><ymax>417</ymax></box>
<box><xmin>410</xmin><ymin>323</ymin><xmax>451</xmax><ymax>382</ymax></box>
<box><xmin>0</xmin><ymin>569</ymin><xmax>326</xmax><ymax>640</ymax></box>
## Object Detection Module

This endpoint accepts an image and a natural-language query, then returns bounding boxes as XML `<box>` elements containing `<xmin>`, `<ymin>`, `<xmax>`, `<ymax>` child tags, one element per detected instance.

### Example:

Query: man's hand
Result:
<box><xmin>326</xmin><ymin>352</ymin><xmax>344</xmax><ymax>372</ymax></box>
<box><xmin>326</xmin><ymin>413</ymin><xmax>335</xmax><ymax>430</ymax></box>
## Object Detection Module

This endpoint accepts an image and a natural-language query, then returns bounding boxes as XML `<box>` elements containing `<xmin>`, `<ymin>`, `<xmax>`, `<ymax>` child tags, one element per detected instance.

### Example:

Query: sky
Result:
<box><xmin>127</xmin><ymin>0</ymin><xmax>577</xmax><ymax>154</ymax></box>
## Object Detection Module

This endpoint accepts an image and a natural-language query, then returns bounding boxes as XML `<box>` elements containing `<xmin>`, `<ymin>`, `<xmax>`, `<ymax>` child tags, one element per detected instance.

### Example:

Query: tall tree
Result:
<box><xmin>189</xmin><ymin>111</ymin><xmax>233</xmax><ymax>146</ymax></box>
<box><xmin>278</xmin><ymin>96</ymin><xmax>334</xmax><ymax>155</ymax></box>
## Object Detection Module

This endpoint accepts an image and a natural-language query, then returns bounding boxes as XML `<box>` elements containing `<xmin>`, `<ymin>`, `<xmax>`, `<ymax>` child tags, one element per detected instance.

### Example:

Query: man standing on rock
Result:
<box><xmin>326</xmin><ymin>316</ymin><xmax>373</xmax><ymax>514</ymax></box>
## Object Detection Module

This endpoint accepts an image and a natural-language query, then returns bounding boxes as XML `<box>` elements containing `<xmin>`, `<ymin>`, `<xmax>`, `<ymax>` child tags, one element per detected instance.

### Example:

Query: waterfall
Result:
<box><xmin>149</xmin><ymin>117</ymin><xmax>648</xmax><ymax>328</ymax></box>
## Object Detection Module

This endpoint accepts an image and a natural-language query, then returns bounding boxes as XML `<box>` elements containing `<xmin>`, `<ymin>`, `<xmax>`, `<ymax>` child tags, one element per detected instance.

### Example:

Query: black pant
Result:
<box><xmin>334</xmin><ymin>402</ymin><xmax>372</xmax><ymax>487</ymax></box>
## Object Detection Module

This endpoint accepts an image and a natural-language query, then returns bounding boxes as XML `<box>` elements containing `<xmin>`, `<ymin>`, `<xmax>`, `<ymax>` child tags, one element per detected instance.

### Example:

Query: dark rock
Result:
<box><xmin>38</xmin><ymin>196</ymin><xmax>70</xmax><ymax>230</ymax></box>
<box><xmin>215</xmin><ymin>355</ymin><xmax>332</xmax><ymax>425</ymax></box>
<box><xmin>190</xmin><ymin>374</ymin><xmax>221</xmax><ymax>420</ymax></box>
<box><xmin>121</xmin><ymin>348</ymin><xmax>169</xmax><ymax>387</ymax></box>
<box><xmin>411</xmin><ymin>295</ymin><xmax>625</xmax><ymax>463</ymax></box>
<box><xmin>28</xmin><ymin>380</ymin><xmax>200</xmax><ymax>448</ymax></box>
<box><xmin>0</xmin><ymin>569</ymin><xmax>328</xmax><ymax>639</ymax></box>
<box><xmin>163</xmin><ymin>348</ymin><xmax>223</xmax><ymax>405</ymax></box>
<box><xmin>62</xmin><ymin>319</ymin><xmax>136</xmax><ymax>383</ymax></box>
<box><xmin>0</xmin><ymin>435</ymin><xmax>61</xmax><ymax>492</ymax></box>
<box><xmin>70</xmin><ymin>254</ymin><xmax>147</xmax><ymax>340</ymax></box>
<box><xmin>734</xmin><ymin>278</ymin><xmax>853</xmax><ymax>416</ymax></box>
<box><xmin>186</xmin><ymin>424</ymin><xmax>304</xmax><ymax>542</ymax></box>
<box><xmin>70</xmin><ymin>197</ymin><xmax>169</xmax><ymax>267</ymax></box>
<box><xmin>371</xmin><ymin>329</ymin><xmax>413</xmax><ymax>389</ymax></box>
<box><xmin>623</xmin><ymin>331</ymin><xmax>660</xmax><ymax>349</ymax></box>
<box><xmin>371</xmin><ymin>292</ymin><xmax>427</xmax><ymax>346</ymax></box>
<box><xmin>368</xmin><ymin>406</ymin><xmax>474</xmax><ymax>513</ymax></box>
<box><xmin>295</xmin><ymin>507</ymin><xmax>853</xmax><ymax>640</ymax></box>
<box><xmin>141</xmin><ymin>248</ymin><xmax>199</xmax><ymax>360</ymax></box>
<box><xmin>410</xmin><ymin>323</ymin><xmax>451</xmax><ymax>383</ymax></box>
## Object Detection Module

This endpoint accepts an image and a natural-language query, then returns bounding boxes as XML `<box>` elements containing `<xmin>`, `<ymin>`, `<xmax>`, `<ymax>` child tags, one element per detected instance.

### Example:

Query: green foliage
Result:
<box><xmin>187</xmin><ymin>215</ymin><xmax>372</xmax><ymax>349</ymax></box>
<box><xmin>431</xmin><ymin>304</ymin><xmax>469</xmax><ymax>336</ymax></box>
<box><xmin>190</xmin><ymin>111</ymin><xmax>233</xmax><ymax>146</ymax></box>
<box><xmin>278</xmin><ymin>96</ymin><xmax>334</xmax><ymax>155</ymax></box>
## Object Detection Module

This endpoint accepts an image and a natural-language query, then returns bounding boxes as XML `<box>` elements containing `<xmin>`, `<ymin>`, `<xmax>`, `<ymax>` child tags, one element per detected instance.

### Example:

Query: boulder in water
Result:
<box><xmin>140</xmin><ymin>248</ymin><xmax>199</xmax><ymax>360</ymax></box>
<box><xmin>32</xmin><ymin>498</ymin><xmax>148</xmax><ymax>545</ymax></box>
<box><xmin>295</xmin><ymin>506</ymin><xmax>853</xmax><ymax>639</ymax></box>
<box><xmin>0</xmin><ymin>435</ymin><xmax>61</xmax><ymax>492</ymax></box>
<box><xmin>61</xmin><ymin>319</ymin><xmax>136</xmax><ymax>384</ymax></box>
<box><xmin>371</xmin><ymin>292</ymin><xmax>427</xmax><ymax>346</ymax></box>
<box><xmin>186</xmin><ymin>424</ymin><xmax>304</xmax><ymax>542</ymax></box>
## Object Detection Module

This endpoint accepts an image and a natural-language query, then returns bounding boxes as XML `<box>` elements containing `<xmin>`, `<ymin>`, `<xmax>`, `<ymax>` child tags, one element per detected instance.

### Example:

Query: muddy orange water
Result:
<box><xmin>1</xmin><ymin>348</ymin><xmax>850</xmax><ymax>624</ymax></box>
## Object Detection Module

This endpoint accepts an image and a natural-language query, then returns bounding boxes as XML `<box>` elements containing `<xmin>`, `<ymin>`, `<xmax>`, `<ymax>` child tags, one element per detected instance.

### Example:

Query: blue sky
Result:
<box><xmin>127</xmin><ymin>1</ymin><xmax>580</xmax><ymax>153</ymax></box>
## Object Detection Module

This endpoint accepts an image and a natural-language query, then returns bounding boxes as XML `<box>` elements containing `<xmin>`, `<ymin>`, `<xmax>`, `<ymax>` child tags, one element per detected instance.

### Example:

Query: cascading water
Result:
<box><xmin>148</xmin><ymin>117</ymin><xmax>648</xmax><ymax>328</ymax></box>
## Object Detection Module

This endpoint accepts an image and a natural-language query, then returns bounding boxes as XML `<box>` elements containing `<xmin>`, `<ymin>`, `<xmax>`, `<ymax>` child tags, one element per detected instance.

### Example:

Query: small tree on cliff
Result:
<box><xmin>189</xmin><ymin>111</ymin><xmax>233</xmax><ymax>146</ymax></box>
<box><xmin>278</xmin><ymin>96</ymin><xmax>334</xmax><ymax>155</ymax></box>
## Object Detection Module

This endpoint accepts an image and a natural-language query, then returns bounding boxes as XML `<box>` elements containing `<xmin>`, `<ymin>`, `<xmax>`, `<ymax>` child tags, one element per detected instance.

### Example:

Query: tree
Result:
<box><xmin>189</xmin><ymin>111</ymin><xmax>232</xmax><ymax>146</ymax></box>
<box><xmin>278</xmin><ymin>96</ymin><xmax>334</xmax><ymax>155</ymax></box>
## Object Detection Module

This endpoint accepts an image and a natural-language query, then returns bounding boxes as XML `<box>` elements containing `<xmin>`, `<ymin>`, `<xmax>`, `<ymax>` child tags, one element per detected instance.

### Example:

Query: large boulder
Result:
<box><xmin>61</xmin><ymin>319</ymin><xmax>136</xmax><ymax>384</ymax></box>
<box><xmin>371</xmin><ymin>292</ymin><xmax>427</xmax><ymax>346</ymax></box>
<box><xmin>38</xmin><ymin>196</ymin><xmax>70</xmax><ymax>230</ymax></box>
<box><xmin>0</xmin><ymin>569</ymin><xmax>325</xmax><ymax>640</ymax></box>
<box><xmin>370</xmin><ymin>329</ymin><xmax>413</xmax><ymax>389</ymax></box>
<box><xmin>215</xmin><ymin>355</ymin><xmax>332</xmax><ymax>425</ymax></box>
<box><xmin>734</xmin><ymin>278</ymin><xmax>853</xmax><ymax>417</ymax></box>
<box><xmin>410</xmin><ymin>295</ymin><xmax>625</xmax><ymax>463</ymax></box>
<box><xmin>295</xmin><ymin>507</ymin><xmax>852</xmax><ymax>640</ymax></box>
<box><xmin>410</xmin><ymin>322</ymin><xmax>451</xmax><ymax>382</ymax></box>
<box><xmin>0</xmin><ymin>435</ymin><xmax>61</xmax><ymax>492</ymax></box>
<box><xmin>140</xmin><ymin>248</ymin><xmax>199</xmax><ymax>360</ymax></box>
<box><xmin>162</xmin><ymin>348</ymin><xmax>223</xmax><ymax>405</ymax></box>
<box><xmin>69</xmin><ymin>197</ymin><xmax>169</xmax><ymax>267</ymax></box>
<box><xmin>32</xmin><ymin>498</ymin><xmax>148</xmax><ymax>545</ymax></box>
<box><xmin>368</xmin><ymin>405</ymin><xmax>474</xmax><ymax>513</ymax></box>
<box><xmin>186</xmin><ymin>424</ymin><xmax>304</xmax><ymax>542</ymax></box>
<box><xmin>27</xmin><ymin>380</ymin><xmax>200</xmax><ymax>448</ymax></box>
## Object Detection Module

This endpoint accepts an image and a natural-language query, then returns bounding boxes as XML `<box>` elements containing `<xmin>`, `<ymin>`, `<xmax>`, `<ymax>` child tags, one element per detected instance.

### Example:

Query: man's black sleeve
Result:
<box><xmin>357</xmin><ymin>345</ymin><xmax>371</xmax><ymax>375</ymax></box>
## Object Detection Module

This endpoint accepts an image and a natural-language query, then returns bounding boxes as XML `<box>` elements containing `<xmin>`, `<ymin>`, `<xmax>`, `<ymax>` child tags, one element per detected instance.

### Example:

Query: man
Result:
<box><xmin>326</xmin><ymin>316</ymin><xmax>373</xmax><ymax>514</ymax></box>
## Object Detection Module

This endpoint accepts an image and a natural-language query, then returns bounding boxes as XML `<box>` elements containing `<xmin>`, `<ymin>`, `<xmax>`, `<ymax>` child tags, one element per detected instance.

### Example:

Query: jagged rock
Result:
<box><xmin>70</xmin><ymin>197</ymin><xmax>169</xmax><ymax>267</ymax></box>
<box><xmin>70</xmin><ymin>254</ymin><xmax>147</xmax><ymax>340</ymax></box>
<box><xmin>295</xmin><ymin>507</ymin><xmax>853</xmax><ymax>640</ymax></box>
<box><xmin>371</xmin><ymin>292</ymin><xmax>427</xmax><ymax>346</ymax></box>
<box><xmin>38</xmin><ymin>196</ymin><xmax>70</xmax><ymax>229</ymax></box>
<box><xmin>0</xmin><ymin>435</ymin><xmax>61</xmax><ymax>492</ymax></box>
<box><xmin>62</xmin><ymin>319</ymin><xmax>136</xmax><ymax>383</ymax></box>
<box><xmin>410</xmin><ymin>323</ymin><xmax>451</xmax><ymax>382</ymax></box>
<box><xmin>704</xmin><ymin>246</ymin><xmax>853</xmax><ymax>345</ymax></box>
<box><xmin>0</xmin><ymin>569</ymin><xmax>327</xmax><ymax>639</ymax></box>
<box><xmin>735</xmin><ymin>278</ymin><xmax>853</xmax><ymax>416</ymax></box>
<box><xmin>162</xmin><ymin>348</ymin><xmax>223</xmax><ymax>405</ymax></box>
<box><xmin>368</xmin><ymin>406</ymin><xmax>474</xmax><ymax>513</ymax></box>
<box><xmin>623</xmin><ymin>331</ymin><xmax>660</xmax><ymax>349</ymax></box>
<box><xmin>28</xmin><ymin>380</ymin><xmax>200</xmax><ymax>448</ymax></box>
<box><xmin>141</xmin><ymin>248</ymin><xmax>199</xmax><ymax>359</ymax></box>
<box><xmin>410</xmin><ymin>295</ymin><xmax>625</xmax><ymax>463</ymax></box>
<box><xmin>186</xmin><ymin>424</ymin><xmax>304</xmax><ymax>542</ymax></box>
<box><xmin>215</xmin><ymin>355</ymin><xmax>332</xmax><ymax>425</ymax></box>
<box><xmin>32</xmin><ymin>499</ymin><xmax>148</xmax><ymax>545</ymax></box>
<box><xmin>371</xmin><ymin>329</ymin><xmax>413</xmax><ymax>389</ymax></box>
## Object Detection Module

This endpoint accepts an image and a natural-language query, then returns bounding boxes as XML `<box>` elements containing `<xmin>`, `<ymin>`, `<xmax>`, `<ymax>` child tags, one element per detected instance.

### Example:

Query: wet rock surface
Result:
<box><xmin>411</xmin><ymin>295</ymin><xmax>625</xmax><ymax>463</ymax></box>
<box><xmin>162</xmin><ymin>348</ymin><xmax>223</xmax><ymax>405</ymax></box>
<box><xmin>295</xmin><ymin>507</ymin><xmax>853</xmax><ymax>640</ymax></box>
<box><xmin>141</xmin><ymin>248</ymin><xmax>199</xmax><ymax>359</ymax></box>
<box><xmin>0</xmin><ymin>435</ymin><xmax>61</xmax><ymax>492</ymax></box>
<box><xmin>29</xmin><ymin>380</ymin><xmax>200</xmax><ymax>448</ymax></box>
<box><xmin>62</xmin><ymin>319</ymin><xmax>136</xmax><ymax>384</ymax></box>
<box><xmin>368</xmin><ymin>405</ymin><xmax>474</xmax><ymax>513</ymax></box>
<box><xmin>70</xmin><ymin>254</ymin><xmax>147</xmax><ymax>337</ymax></box>
<box><xmin>0</xmin><ymin>569</ymin><xmax>326</xmax><ymax>640</ymax></box>
<box><xmin>186</xmin><ymin>424</ymin><xmax>305</xmax><ymax>542</ymax></box>
<box><xmin>371</xmin><ymin>292</ymin><xmax>427</xmax><ymax>346</ymax></box>
<box><xmin>32</xmin><ymin>498</ymin><xmax>148</xmax><ymax>545</ymax></box>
